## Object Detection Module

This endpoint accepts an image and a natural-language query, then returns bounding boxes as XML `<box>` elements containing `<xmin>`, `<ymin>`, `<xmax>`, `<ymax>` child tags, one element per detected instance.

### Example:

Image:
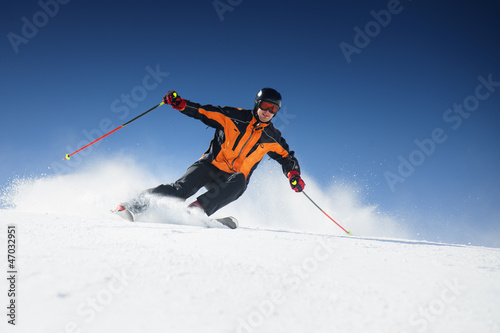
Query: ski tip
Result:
<box><xmin>347</xmin><ymin>231</ymin><xmax>352</xmax><ymax>235</ymax></box>
<box><xmin>212</xmin><ymin>216</ymin><xmax>238</xmax><ymax>229</ymax></box>
<box><xmin>112</xmin><ymin>205</ymin><xmax>135</xmax><ymax>222</ymax></box>
<box><xmin>227</xmin><ymin>216</ymin><xmax>238</xmax><ymax>229</ymax></box>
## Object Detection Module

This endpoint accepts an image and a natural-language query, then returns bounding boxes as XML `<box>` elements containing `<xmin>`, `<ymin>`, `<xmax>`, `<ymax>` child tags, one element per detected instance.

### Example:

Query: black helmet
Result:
<box><xmin>254</xmin><ymin>87</ymin><xmax>282</xmax><ymax>110</ymax></box>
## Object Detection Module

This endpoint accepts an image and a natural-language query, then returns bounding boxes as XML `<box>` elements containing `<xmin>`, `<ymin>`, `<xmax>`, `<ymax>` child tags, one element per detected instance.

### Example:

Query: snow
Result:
<box><xmin>1</xmin><ymin>159</ymin><xmax>499</xmax><ymax>332</ymax></box>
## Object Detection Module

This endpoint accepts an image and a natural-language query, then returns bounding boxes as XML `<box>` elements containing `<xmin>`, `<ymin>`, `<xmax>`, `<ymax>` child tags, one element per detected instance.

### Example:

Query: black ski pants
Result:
<box><xmin>147</xmin><ymin>159</ymin><xmax>247</xmax><ymax>216</ymax></box>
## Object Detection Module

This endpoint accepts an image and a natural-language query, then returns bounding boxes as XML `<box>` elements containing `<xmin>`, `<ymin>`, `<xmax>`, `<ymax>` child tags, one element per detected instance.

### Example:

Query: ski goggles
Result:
<box><xmin>258</xmin><ymin>101</ymin><xmax>280</xmax><ymax>114</ymax></box>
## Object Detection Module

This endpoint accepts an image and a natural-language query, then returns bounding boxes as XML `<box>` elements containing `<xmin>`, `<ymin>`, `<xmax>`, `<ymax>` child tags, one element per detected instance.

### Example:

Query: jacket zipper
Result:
<box><xmin>230</xmin><ymin>125</ymin><xmax>259</xmax><ymax>170</ymax></box>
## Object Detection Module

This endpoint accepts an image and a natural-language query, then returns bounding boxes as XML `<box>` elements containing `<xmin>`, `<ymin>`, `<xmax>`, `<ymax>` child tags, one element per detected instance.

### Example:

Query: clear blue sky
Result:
<box><xmin>1</xmin><ymin>0</ymin><xmax>499</xmax><ymax>246</ymax></box>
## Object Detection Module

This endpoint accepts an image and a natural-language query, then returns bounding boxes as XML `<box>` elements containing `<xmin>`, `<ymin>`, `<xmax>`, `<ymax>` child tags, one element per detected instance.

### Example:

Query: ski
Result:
<box><xmin>112</xmin><ymin>204</ymin><xmax>238</xmax><ymax>229</ymax></box>
<box><xmin>212</xmin><ymin>216</ymin><xmax>238</xmax><ymax>229</ymax></box>
<box><xmin>112</xmin><ymin>205</ymin><xmax>135</xmax><ymax>222</ymax></box>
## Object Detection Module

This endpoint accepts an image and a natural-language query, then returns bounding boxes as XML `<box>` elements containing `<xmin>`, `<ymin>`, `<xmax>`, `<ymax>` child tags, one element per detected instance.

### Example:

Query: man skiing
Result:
<box><xmin>114</xmin><ymin>88</ymin><xmax>305</xmax><ymax>225</ymax></box>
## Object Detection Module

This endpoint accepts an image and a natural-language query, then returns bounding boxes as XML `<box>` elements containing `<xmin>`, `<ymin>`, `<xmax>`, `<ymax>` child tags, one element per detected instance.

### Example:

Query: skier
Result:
<box><xmin>114</xmin><ymin>88</ymin><xmax>305</xmax><ymax>224</ymax></box>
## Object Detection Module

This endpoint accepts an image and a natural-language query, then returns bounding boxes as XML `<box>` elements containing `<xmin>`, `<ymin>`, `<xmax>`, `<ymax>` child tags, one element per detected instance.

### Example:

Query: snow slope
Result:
<box><xmin>1</xmin><ymin>159</ymin><xmax>499</xmax><ymax>332</ymax></box>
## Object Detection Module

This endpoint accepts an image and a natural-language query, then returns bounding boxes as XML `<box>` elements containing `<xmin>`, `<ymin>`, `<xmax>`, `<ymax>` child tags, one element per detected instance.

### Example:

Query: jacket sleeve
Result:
<box><xmin>179</xmin><ymin>100</ymin><xmax>233</xmax><ymax>130</ymax></box>
<box><xmin>267</xmin><ymin>135</ymin><xmax>301</xmax><ymax>177</ymax></box>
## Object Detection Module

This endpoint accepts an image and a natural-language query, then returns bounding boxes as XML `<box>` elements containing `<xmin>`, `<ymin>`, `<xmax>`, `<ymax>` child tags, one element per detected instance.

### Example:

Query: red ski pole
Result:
<box><xmin>63</xmin><ymin>102</ymin><xmax>164</xmax><ymax>160</ymax></box>
<box><xmin>302</xmin><ymin>191</ymin><xmax>351</xmax><ymax>235</ymax></box>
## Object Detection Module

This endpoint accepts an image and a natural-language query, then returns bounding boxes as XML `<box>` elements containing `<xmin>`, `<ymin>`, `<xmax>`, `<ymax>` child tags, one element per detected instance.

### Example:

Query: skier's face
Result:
<box><xmin>257</xmin><ymin>107</ymin><xmax>275</xmax><ymax>123</ymax></box>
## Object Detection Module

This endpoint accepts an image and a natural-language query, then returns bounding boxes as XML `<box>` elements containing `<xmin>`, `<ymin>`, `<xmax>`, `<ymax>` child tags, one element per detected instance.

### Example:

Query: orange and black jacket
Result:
<box><xmin>180</xmin><ymin>100</ymin><xmax>301</xmax><ymax>182</ymax></box>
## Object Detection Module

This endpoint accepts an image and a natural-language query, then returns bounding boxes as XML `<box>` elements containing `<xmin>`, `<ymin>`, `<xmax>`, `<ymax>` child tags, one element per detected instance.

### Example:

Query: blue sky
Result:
<box><xmin>1</xmin><ymin>0</ymin><xmax>499</xmax><ymax>247</ymax></box>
